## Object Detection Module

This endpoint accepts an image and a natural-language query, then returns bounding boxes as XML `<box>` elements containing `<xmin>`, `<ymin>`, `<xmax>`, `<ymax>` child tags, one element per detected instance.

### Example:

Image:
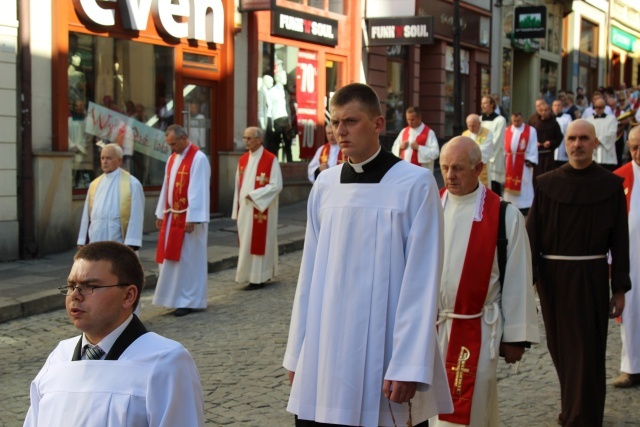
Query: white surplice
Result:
<box><xmin>24</xmin><ymin>333</ymin><xmax>204</xmax><ymax>427</ymax></box>
<box><xmin>503</xmin><ymin>124</ymin><xmax>538</xmax><ymax>209</ymax></box>
<box><xmin>481</xmin><ymin>115</ymin><xmax>507</xmax><ymax>184</ymax></box>
<box><xmin>432</xmin><ymin>186</ymin><xmax>539</xmax><ymax>427</ymax></box>
<box><xmin>307</xmin><ymin>143</ymin><xmax>341</xmax><ymax>183</ymax></box>
<box><xmin>231</xmin><ymin>146</ymin><xmax>283</xmax><ymax>284</ymax></box>
<box><xmin>391</xmin><ymin>123</ymin><xmax>440</xmax><ymax>171</ymax></box>
<box><xmin>587</xmin><ymin>115</ymin><xmax>618</xmax><ymax>166</ymax></box>
<box><xmin>554</xmin><ymin>113</ymin><xmax>572</xmax><ymax>162</ymax></box>
<box><xmin>153</xmin><ymin>144</ymin><xmax>210</xmax><ymax>309</ymax></box>
<box><xmin>284</xmin><ymin>161</ymin><xmax>453</xmax><ymax>427</ymax></box>
<box><xmin>77</xmin><ymin>168</ymin><xmax>145</xmax><ymax>247</ymax></box>
<box><xmin>621</xmin><ymin>161</ymin><xmax>640</xmax><ymax>374</ymax></box>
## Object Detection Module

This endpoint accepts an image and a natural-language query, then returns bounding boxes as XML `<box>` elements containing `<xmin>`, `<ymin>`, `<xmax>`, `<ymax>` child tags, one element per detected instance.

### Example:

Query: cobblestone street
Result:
<box><xmin>1</xmin><ymin>250</ymin><xmax>639</xmax><ymax>426</ymax></box>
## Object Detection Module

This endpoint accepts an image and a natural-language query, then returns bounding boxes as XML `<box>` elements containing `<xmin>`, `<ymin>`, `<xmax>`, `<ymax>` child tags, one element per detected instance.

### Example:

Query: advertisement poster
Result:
<box><xmin>296</xmin><ymin>49</ymin><xmax>318</xmax><ymax>159</ymax></box>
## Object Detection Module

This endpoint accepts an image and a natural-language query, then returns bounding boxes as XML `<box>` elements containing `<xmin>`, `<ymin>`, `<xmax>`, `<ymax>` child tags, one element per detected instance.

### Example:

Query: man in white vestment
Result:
<box><xmin>503</xmin><ymin>113</ymin><xmax>538</xmax><ymax>216</ymax></box>
<box><xmin>552</xmin><ymin>100</ymin><xmax>572</xmax><ymax>165</ymax></box>
<box><xmin>77</xmin><ymin>144</ymin><xmax>144</xmax><ymax>250</ymax></box>
<box><xmin>613</xmin><ymin>126</ymin><xmax>640</xmax><ymax>388</ymax></box>
<box><xmin>232</xmin><ymin>127</ymin><xmax>283</xmax><ymax>290</ymax></box>
<box><xmin>462</xmin><ymin>114</ymin><xmax>493</xmax><ymax>186</ymax></box>
<box><xmin>24</xmin><ymin>242</ymin><xmax>204</xmax><ymax>427</ymax></box>
<box><xmin>433</xmin><ymin>137</ymin><xmax>539</xmax><ymax>427</ymax></box>
<box><xmin>391</xmin><ymin>106</ymin><xmax>440</xmax><ymax>171</ymax></box>
<box><xmin>307</xmin><ymin>124</ymin><xmax>345</xmax><ymax>183</ymax></box>
<box><xmin>284</xmin><ymin>83</ymin><xmax>452</xmax><ymax>427</ymax></box>
<box><xmin>153</xmin><ymin>125</ymin><xmax>210</xmax><ymax>317</ymax></box>
<box><xmin>480</xmin><ymin>95</ymin><xmax>507</xmax><ymax>196</ymax></box>
<box><xmin>586</xmin><ymin>99</ymin><xmax>618</xmax><ymax>171</ymax></box>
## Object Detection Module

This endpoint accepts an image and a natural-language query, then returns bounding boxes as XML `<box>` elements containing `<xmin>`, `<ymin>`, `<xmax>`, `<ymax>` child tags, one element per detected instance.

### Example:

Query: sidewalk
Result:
<box><xmin>0</xmin><ymin>200</ymin><xmax>309</xmax><ymax>324</ymax></box>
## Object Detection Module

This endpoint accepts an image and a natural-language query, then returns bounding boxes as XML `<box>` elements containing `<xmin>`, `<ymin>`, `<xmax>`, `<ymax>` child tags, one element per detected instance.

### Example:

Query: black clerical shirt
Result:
<box><xmin>340</xmin><ymin>146</ymin><xmax>401</xmax><ymax>184</ymax></box>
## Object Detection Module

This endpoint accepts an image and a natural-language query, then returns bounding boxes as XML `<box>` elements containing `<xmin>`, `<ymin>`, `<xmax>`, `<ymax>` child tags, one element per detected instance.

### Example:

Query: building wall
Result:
<box><xmin>0</xmin><ymin>2</ymin><xmax>19</xmax><ymax>260</ymax></box>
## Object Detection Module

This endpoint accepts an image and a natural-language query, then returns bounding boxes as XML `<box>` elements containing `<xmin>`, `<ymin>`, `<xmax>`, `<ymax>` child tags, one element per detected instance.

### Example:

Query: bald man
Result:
<box><xmin>435</xmin><ymin>137</ymin><xmax>538</xmax><ymax>427</ymax></box>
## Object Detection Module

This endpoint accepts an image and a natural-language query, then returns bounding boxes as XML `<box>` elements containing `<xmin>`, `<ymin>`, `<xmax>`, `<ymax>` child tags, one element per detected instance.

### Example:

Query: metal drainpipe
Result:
<box><xmin>18</xmin><ymin>0</ymin><xmax>38</xmax><ymax>258</ymax></box>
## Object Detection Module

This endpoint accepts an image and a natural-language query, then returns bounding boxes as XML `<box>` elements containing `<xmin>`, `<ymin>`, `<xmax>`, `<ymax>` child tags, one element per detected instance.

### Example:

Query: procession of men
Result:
<box><xmin>18</xmin><ymin>82</ymin><xmax>640</xmax><ymax>427</ymax></box>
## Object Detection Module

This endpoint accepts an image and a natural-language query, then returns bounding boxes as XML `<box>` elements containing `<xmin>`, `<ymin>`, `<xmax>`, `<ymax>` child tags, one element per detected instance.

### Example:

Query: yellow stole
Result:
<box><xmin>462</xmin><ymin>128</ymin><xmax>490</xmax><ymax>186</ymax></box>
<box><xmin>88</xmin><ymin>168</ymin><xmax>132</xmax><ymax>241</ymax></box>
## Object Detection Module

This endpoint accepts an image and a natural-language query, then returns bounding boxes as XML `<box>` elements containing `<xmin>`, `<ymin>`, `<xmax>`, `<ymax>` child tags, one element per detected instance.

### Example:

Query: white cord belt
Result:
<box><xmin>163</xmin><ymin>208</ymin><xmax>188</xmax><ymax>214</ymax></box>
<box><xmin>541</xmin><ymin>254</ymin><xmax>606</xmax><ymax>260</ymax></box>
<box><xmin>437</xmin><ymin>302</ymin><xmax>501</xmax><ymax>360</ymax></box>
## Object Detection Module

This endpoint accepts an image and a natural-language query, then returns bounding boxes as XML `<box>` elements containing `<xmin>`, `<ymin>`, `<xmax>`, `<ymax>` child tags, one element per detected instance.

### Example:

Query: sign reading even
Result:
<box><xmin>366</xmin><ymin>16</ymin><xmax>434</xmax><ymax>46</ymax></box>
<box><xmin>514</xmin><ymin>5</ymin><xmax>547</xmax><ymax>39</ymax></box>
<box><xmin>271</xmin><ymin>6</ymin><xmax>338</xmax><ymax>47</ymax></box>
<box><xmin>72</xmin><ymin>0</ymin><xmax>225</xmax><ymax>44</ymax></box>
<box><xmin>296</xmin><ymin>49</ymin><xmax>319</xmax><ymax>159</ymax></box>
<box><xmin>611</xmin><ymin>26</ymin><xmax>637</xmax><ymax>52</ymax></box>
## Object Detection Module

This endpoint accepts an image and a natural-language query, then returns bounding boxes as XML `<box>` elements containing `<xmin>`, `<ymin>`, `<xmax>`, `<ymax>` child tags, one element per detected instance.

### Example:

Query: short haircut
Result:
<box><xmin>482</xmin><ymin>95</ymin><xmax>496</xmax><ymax>108</ymax></box>
<box><xmin>441</xmin><ymin>137</ymin><xmax>482</xmax><ymax>166</ymax></box>
<box><xmin>406</xmin><ymin>106</ymin><xmax>422</xmax><ymax>117</ymax></box>
<box><xmin>254</xmin><ymin>127</ymin><xmax>264</xmax><ymax>140</ymax></box>
<box><xmin>511</xmin><ymin>112</ymin><xmax>523</xmax><ymax>119</ymax></box>
<box><xmin>565</xmin><ymin>93</ymin><xmax>574</xmax><ymax>102</ymax></box>
<box><xmin>74</xmin><ymin>242</ymin><xmax>145</xmax><ymax>310</ymax></box>
<box><xmin>330</xmin><ymin>83</ymin><xmax>382</xmax><ymax>118</ymax></box>
<box><xmin>102</xmin><ymin>143</ymin><xmax>123</xmax><ymax>159</ymax></box>
<box><xmin>166</xmin><ymin>124</ymin><xmax>188</xmax><ymax>139</ymax></box>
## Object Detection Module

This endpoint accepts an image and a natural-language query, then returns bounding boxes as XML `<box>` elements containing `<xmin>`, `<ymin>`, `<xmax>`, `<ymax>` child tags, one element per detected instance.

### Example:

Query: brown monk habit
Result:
<box><xmin>528</xmin><ymin>113</ymin><xmax>563</xmax><ymax>179</ymax></box>
<box><xmin>526</xmin><ymin>162</ymin><xmax>631</xmax><ymax>427</ymax></box>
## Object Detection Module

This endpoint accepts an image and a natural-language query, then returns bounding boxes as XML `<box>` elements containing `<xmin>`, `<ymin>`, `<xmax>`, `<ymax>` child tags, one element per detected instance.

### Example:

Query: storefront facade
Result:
<box><xmin>608</xmin><ymin>0</ymin><xmax>640</xmax><ymax>89</ymax></box>
<box><xmin>28</xmin><ymin>0</ymin><xmax>235</xmax><ymax>255</ymax></box>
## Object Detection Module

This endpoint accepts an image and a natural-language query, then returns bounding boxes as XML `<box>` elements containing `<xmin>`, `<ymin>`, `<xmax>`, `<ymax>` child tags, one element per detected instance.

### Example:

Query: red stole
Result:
<box><xmin>399</xmin><ymin>125</ymin><xmax>431</xmax><ymax>165</ymax></box>
<box><xmin>504</xmin><ymin>125</ymin><xmax>530</xmax><ymax>194</ymax></box>
<box><xmin>238</xmin><ymin>149</ymin><xmax>276</xmax><ymax>256</ymax></box>
<box><xmin>156</xmin><ymin>144</ymin><xmax>200</xmax><ymax>263</ymax></box>
<box><xmin>319</xmin><ymin>142</ymin><xmax>345</xmax><ymax>166</ymax></box>
<box><xmin>439</xmin><ymin>186</ymin><xmax>500</xmax><ymax>425</ymax></box>
<box><xmin>614</xmin><ymin>162</ymin><xmax>634</xmax><ymax>212</ymax></box>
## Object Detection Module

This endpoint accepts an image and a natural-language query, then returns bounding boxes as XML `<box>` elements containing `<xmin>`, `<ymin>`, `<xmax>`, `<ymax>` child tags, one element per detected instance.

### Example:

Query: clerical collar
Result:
<box><xmin>81</xmin><ymin>314</ymin><xmax>133</xmax><ymax>357</ymax></box>
<box><xmin>481</xmin><ymin>112</ymin><xmax>498</xmax><ymax>121</ymax></box>
<box><xmin>340</xmin><ymin>146</ymin><xmax>401</xmax><ymax>184</ymax></box>
<box><xmin>250</xmin><ymin>145</ymin><xmax>264</xmax><ymax>157</ymax></box>
<box><xmin>593</xmin><ymin>114</ymin><xmax>606</xmax><ymax>119</ymax></box>
<box><xmin>349</xmin><ymin>147</ymin><xmax>381</xmax><ymax>173</ymax></box>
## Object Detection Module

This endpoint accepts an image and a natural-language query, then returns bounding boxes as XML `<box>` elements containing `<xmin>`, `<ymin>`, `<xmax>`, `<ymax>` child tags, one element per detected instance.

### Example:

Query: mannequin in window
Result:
<box><xmin>68</xmin><ymin>53</ymin><xmax>86</xmax><ymax>105</ymax></box>
<box><xmin>68</xmin><ymin>99</ymin><xmax>93</xmax><ymax>187</ymax></box>
<box><xmin>258</xmin><ymin>75</ymin><xmax>273</xmax><ymax>134</ymax></box>
<box><xmin>189</xmin><ymin>102</ymin><xmax>207</xmax><ymax>152</ymax></box>
<box><xmin>267</xmin><ymin>70</ymin><xmax>293</xmax><ymax>162</ymax></box>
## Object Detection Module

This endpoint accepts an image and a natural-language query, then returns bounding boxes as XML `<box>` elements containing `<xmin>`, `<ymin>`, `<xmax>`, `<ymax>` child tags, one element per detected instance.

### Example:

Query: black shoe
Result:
<box><xmin>174</xmin><ymin>308</ymin><xmax>194</xmax><ymax>317</ymax></box>
<box><xmin>245</xmin><ymin>283</ymin><xmax>265</xmax><ymax>291</ymax></box>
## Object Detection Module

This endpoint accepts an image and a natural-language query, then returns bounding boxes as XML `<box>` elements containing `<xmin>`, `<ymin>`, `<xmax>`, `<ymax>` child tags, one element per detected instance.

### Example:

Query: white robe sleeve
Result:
<box><xmin>417</xmin><ymin>129</ymin><xmax>440</xmax><ymax>163</ymax></box>
<box><xmin>123</xmin><ymin>176</ymin><xmax>145</xmax><ymax>247</ymax></box>
<box><xmin>489</xmin><ymin>117</ymin><xmax>506</xmax><ymax>164</ymax></box>
<box><xmin>526</xmin><ymin>127</ymin><xmax>539</xmax><ymax>164</ymax></box>
<box><xmin>385</xmin><ymin>173</ymin><xmax>444</xmax><ymax>387</ymax></box>
<box><xmin>391</xmin><ymin>132</ymin><xmax>404</xmax><ymax>158</ymax></box>
<box><xmin>500</xmin><ymin>205</ymin><xmax>540</xmax><ymax>343</ymax></box>
<box><xmin>598</xmin><ymin>116</ymin><xmax>618</xmax><ymax>153</ymax></box>
<box><xmin>479</xmin><ymin>131</ymin><xmax>494</xmax><ymax>165</ymax></box>
<box><xmin>146</xmin><ymin>346</ymin><xmax>205</xmax><ymax>427</ymax></box>
<box><xmin>307</xmin><ymin>146</ymin><xmax>323</xmax><ymax>183</ymax></box>
<box><xmin>185</xmin><ymin>152</ymin><xmax>211</xmax><ymax>223</ymax></box>
<box><xmin>23</xmin><ymin>350</ymin><xmax>53</xmax><ymax>427</ymax></box>
<box><xmin>77</xmin><ymin>193</ymin><xmax>91</xmax><ymax>245</ymax></box>
<box><xmin>248</xmin><ymin>159</ymin><xmax>283</xmax><ymax>213</ymax></box>
<box><xmin>231</xmin><ymin>165</ymin><xmax>240</xmax><ymax>220</ymax></box>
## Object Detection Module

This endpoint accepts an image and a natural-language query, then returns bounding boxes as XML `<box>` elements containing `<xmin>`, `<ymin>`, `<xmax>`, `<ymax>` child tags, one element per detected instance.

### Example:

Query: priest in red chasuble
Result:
<box><xmin>434</xmin><ymin>136</ymin><xmax>539</xmax><ymax>427</ymax></box>
<box><xmin>232</xmin><ymin>126</ymin><xmax>283</xmax><ymax>290</ymax></box>
<box><xmin>307</xmin><ymin>123</ymin><xmax>345</xmax><ymax>183</ymax></box>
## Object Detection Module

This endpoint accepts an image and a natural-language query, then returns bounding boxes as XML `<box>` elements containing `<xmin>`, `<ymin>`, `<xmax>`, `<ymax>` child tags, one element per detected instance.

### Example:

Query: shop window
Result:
<box><xmin>68</xmin><ymin>32</ymin><xmax>174</xmax><ymax>189</ymax></box>
<box><xmin>580</xmin><ymin>19</ymin><xmax>598</xmax><ymax>55</ymax></box>
<box><xmin>386</xmin><ymin>46</ymin><xmax>407</xmax><ymax>134</ymax></box>
<box><xmin>325</xmin><ymin>59</ymin><xmax>343</xmax><ymax>119</ymax></box>
<box><xmin>541</xmin><ymin>12</ymin><xmax>560</xmax><ymax>54</ymax></box>
<box><xmin>502</xmin><ymin>48</ymin><xmax>512</xmax><ymax>115</ymax></box>
<box><xmin>540</xmin><ymin>60</ymin><xmax>558</xmax><ymax>103</ymax></box>
<box><xmin>290</xmin><ymin>0</ymin><xmax>344</xmax><ymax>13</ymax></box>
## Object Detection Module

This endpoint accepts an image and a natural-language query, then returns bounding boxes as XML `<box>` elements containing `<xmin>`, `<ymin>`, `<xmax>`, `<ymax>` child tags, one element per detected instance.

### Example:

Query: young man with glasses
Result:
<box><xmin>586</xmin><ymin>99</ymin><xmax>618</xmax><ymax>171</ymax></box>
<box><xmin>24</xmin><ymin>241</ymin><xmax>204</xmax><ymax>426</ymax></box>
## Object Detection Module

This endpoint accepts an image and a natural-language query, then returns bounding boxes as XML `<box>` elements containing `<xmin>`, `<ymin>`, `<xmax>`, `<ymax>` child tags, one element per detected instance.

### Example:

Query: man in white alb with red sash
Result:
<box><xmin>613</xmin><ymin>126</ymin><xmax>640</xmax><ymax>388</ymax></box>
<box><xmin>153</xmin><ymin>125</ymin><xmax>211</xmax><ymax>317</ymax></box>
<box><xmin>232</xmin><ymin>127</ymin><xmax>283</xmax><ymax>290</ymax></box>
<box><xmin>503</xmin><ymin>112</ymin><xmax>538</xmax><ymax>215</ymax></box>
<box><xmin>434</xmin><ymin>137</ymin><xmax>539</xmax><ymax>427</ymax></box>
<box><xmin>392</xmin><ymin>106</ymin><xmax>440</xmax><ymax>171</ymax></box>
<box><xmin>307</xmin><ymin>124</ymin><xmax>346</xmax><ymax>183</ymax></box>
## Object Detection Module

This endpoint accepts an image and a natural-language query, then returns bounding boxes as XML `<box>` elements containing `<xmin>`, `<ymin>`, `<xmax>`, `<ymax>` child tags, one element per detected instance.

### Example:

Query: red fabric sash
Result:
<box><xmin>237</xmin><ymin>149</ymin><xmax>276</xmax><ymax>256</ymax></box>
<box><xmin>614</xmin><ymin>162</ymin><xmax>634</xmax><ymax>213</ymax></box>
<box><xmin>319</xmin><ymin>142</ymin><xmax>345</xmax><ymax>165</ymax></box>
<box><xmin>399</xmin><ymin>125</ymin><xmax>431</xmax><ymax>165</ymax></box>
<box><xmin>156</xmin><ymin>144</ymin><xmax>200</xmax><ymax>263</ymax></box>
<box><xmin>439</xmin><ymin>187</ymin><xmax>500</xmax><ymax>425</ymax></box>
<box><xmin>504</xmin><ymin>124</ymin><xmax>530</xmax><ymax>194</ymax></box>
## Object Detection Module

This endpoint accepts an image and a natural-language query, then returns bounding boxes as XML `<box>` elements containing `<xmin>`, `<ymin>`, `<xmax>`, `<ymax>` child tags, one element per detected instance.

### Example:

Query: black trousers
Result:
<box><xmin>295</xmin><ymin>415</ymin><xmax>428</xmax><ymax>427</ymax></box>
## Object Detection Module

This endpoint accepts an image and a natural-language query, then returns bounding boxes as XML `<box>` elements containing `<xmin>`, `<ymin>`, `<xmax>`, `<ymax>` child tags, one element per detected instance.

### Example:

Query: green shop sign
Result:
<box><xmin>611</xmin><ymin>27</ymin><xmax>637</xmax><ymax>52</ymax></box>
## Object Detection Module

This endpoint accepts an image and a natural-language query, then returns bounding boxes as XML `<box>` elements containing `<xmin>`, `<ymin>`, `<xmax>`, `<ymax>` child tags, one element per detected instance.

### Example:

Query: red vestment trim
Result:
<box><xmin>614</xmin><ymin>162</ymin><xmax>634</xmax><ymax>213</ymax></box>
<box><xmin>319</xmin><ymin>142</ymin><xmax>345</xmax><ymax>165</ymax></box>
<box><xmin>504</xmin><ymin>125</ymin><xmax>530</xmax><ymax>194</ymax></box>
<box><xmin>399</xmin><ymin>125</ymin><xmax>431</xmax><ymax>165</ymax></box>
<box><xmin>156</xmin><ymin>144</ymin><xmax>200</xmax><ymax>263</ymax></box>
<box><xmin>439</xmin><ymin>187</ymin><xmax>500</xmax><ymax>425</ymax></box>
<box><xmin>238</xmin><ymin>149</ymin><xmax>276</xmax><ymax>256</ymax></box>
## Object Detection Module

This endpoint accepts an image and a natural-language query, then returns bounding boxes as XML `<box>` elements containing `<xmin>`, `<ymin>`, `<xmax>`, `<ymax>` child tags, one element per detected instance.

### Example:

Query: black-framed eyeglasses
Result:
<box><xmin>58</xmin><ymin>283</ymin><xmax>130</xmax><ymax>296</ymax></box>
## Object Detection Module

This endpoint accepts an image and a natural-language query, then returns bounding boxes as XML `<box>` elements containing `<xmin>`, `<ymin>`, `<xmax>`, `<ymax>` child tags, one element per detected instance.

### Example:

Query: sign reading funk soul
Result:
<box><xmin>366</xmin><ymin>16</ymin><xmax>434</xmax><ymax>46</ymax></box>
<box><xmin>271</xmin><ymin>6</ymin><xmax>338</xmax><ymax>47</ymax></box>
<box><xmin>514</xmin><ymin>5</ymin><xmax>547</xmax><ymax>39</ymax></box>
